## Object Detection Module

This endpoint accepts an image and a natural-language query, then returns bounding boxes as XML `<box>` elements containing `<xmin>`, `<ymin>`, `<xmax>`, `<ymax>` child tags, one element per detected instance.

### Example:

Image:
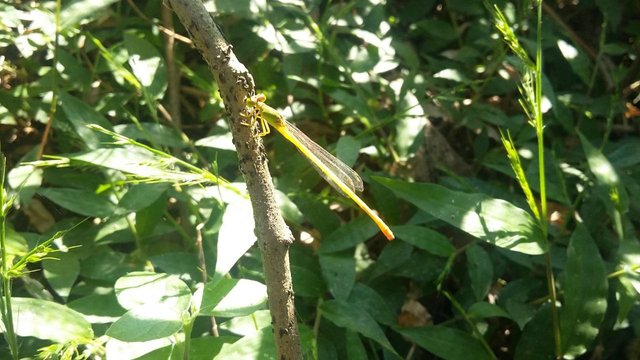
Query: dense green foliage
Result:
<box><xmin>1</xmin><ymin>0</ymin><xmax>639</xmax><ymax>359</ymax></box>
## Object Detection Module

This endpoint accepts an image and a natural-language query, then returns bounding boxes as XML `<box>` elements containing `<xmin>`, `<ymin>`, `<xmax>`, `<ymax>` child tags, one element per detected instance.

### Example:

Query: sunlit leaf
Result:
<box><xmin>1</xmin><ymin>297</ymin><xmax>93</xmax><ymax>343</ymax></box>
<box><xmin>114</xmin><ymin>123</ymin><xmax>185</xmax><ymax>148</ymax></box>
<box><xmin>377</xmin><ymin>178</ymin><xmax>546</xmax><ymax>255</ymax></box>
<box><xmin>114</xmin><ymin>272</ymin><xmax>191</xmax><ymax>311</ymax></box>
<box><xmin>133</xmin><ymin>336</ymin><xmax>235</xmax><ymax>360</ymax></box>
<box><xmin>106</xmin><ymin>304</ymin><xmax>183</xmax><ymax>342</ymax></box>
<box><xmin>67</xmin><ymin>292</ymin><xmax>125</xmax><ymax>324</ymax></box>
<box><xmin>218</xmin><ymin>310</ymin><xmax>272</xmax><ymax>336</ymax></box>
<box><xmin>60</xmin><ymin>0</ymin><xmax>120</xmax><ymax>29</ymax></box>
<box><xmin>216</xmin><ymin>326</ymin><xmax>277</xmax><ymax>359</ymax></box>
<box><xmin>43</xmin><ymin>252</ymin><xmax>80</xmax><ymax>301</ymax></box>
<box><xmin>579</xmin><ymin>132</ymin><xmax>629</xmax><ymax>212</ymax></box>
<box><xmin>124</xmin><ymin>33</ymin><xmax>168</xmax><ymax>100</ymax></box>
<box><xmin>200</xmin><ymin>278</ymin><xmax>268</xmax><ymax>317</ymax></box>
<box><xmin>215</xmin><ymin>198</ymin><xmax>257</xmax><ymax>278</ymax></box>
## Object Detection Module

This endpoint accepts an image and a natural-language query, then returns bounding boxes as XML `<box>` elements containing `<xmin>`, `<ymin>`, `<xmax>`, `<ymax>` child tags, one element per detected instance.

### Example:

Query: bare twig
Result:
<box><xmin>166</xmin><ymin>0</ymin><xmax>302</xmax><ymax>358</ymax></box>
<box><xmin>542</xmin><ymin>2</ymin><xmax>615</xmax><ymax>90</ymax></box>
<box><xmin>195</xmin><ymin>223</ymin><xmax>219</xmax><ymax>337</ymax></box>
<box><xmin>161</xmin><ymin>4</ymin><xmax>183</xmax><ymax>128</ymax></box>
<box><xmin>126</xmin><ymin>0</ymin><xmax>193</xmax><ymax>45</ymax></box>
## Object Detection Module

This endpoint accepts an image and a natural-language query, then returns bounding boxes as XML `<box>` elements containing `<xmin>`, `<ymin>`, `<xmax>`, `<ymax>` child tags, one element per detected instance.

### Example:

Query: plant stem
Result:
<box><xmin>0</xmin><ymin>152</ymin><xmax>19</xmax><ymax>359</ymax></box>
<box><xmin>535</xmin><ymin>1</ymin><xmax>561</xmax><ymax>356</ymax></box>
<box><xmin>444</xmin><ymin>291</ymin><xmax>497</xmax><ymax>360</ymax></box>
<box><xmin>182</xmin><ymin>317</ymin><xmax>193</xmax><ymax>360</ymax></box>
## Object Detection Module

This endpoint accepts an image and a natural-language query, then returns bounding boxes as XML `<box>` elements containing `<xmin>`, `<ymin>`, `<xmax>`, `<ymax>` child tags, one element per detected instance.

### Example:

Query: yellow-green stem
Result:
<box><xmin>535</xmin><ymin>1</ymin><xmax>561</xmax><ymax>356</ymax></box>
<box><xmin>0</xmin><ymin>155</ymin><xmax>18</xmax><ymax>359</ymax></box>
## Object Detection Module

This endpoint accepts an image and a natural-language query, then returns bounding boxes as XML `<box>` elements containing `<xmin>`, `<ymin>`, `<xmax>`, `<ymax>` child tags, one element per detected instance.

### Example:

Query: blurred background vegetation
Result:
<box><xmin>1</xmin><ymin>0</ymin><xmax>639</xmax><ymax>359</ymax></box>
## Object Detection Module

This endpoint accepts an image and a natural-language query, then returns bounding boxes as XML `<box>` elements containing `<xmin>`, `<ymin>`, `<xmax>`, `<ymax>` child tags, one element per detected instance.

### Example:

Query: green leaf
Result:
<box><xmin>394</xmin><ymin>225</ymin><xmax>454</xmax><ymax>257</ymax></box>
<box><xmin>369</xmin><ymin>240</ymin><xmax>413</xmax><ymax>280</ymax></box>
<box><xmin>200</xmin><ymin>278</ymin><xmax>268</xmax><ymax>317</ymax></box>
<box><xmin>499</xmin><ymin>277</ymin><xmax>543</xmax><ymax>328</ymax></box>
<box><xmin>291</xmin><ymin>264</ymin><xmax>327</xmax><ymax>298</ymax></box>
<box><xmin>43</xmin><ymin>252</ymin><xmax>80</xmax><ymax>301</ymax></box>
<box><xmin>336</xmin><ymin>135</ymin><xmax>361</xmax><ymax>168</ymax></box>
<box><xmin>3</xmin><ymin>224</ymin><xmax>28</xmax><ymax>257</ymax></box>
<box><xmin>466</xmin><ymin>244</ymin><xmax>493</xmax><ymax>301</ymax></box>
<box><xmin>560</xmin><ymin>224</ymin><xmax>608</xmax><ymax>358</ymax></box>
<box><xmin>134</xmin><ymin>193</ymin><xmax>167</xmax><ymax>237</ymax></box>
<box><xmin>616</xmin><ymin>241</ymin><xmax>640</xmax><ymax>321</ymax></box>
<box><xmin>1</xmin><ymin>297</ymin><xmax>93</xmax><ymax>343</ymax></box>
<box><xmin>514</xmin><ymin>304</ymin><xmax>555</xmax><ymax>360</ymax></box>
<box><xmin>7</xmin><ymin>164</ymin><xmax>42</xmax><ymax>203</ymax></box>
<box><xmin>67</xmin><ymin>292</ymin><xmax>126</xmax><ymax>324</ymax></box>
<box><xmin>60</xmin><ymin>0</ymin><xmax>120</xmax><ymax>30</ymax></box>
<box><xmin>106</xmin><ymin>304</ymin><xmax>183</xmax><ymax>342</ymax></box>
<box><xmin>579</xmin><ymin>132</ymin><xmax>629</xmax><ymax>212</ymax></box>
<box><xmin>117</xmin><ymin>183</ymin><xmax>169</xmax><ymax>213</ymax></box>
<box><xmin>81</xmin><ymin>248</ymin><xmax>139</xmax><ymax>281</ymax></box>
<box><xmin>320</xmin><ymin>300</ymin><xmax>396</xmax><ymax>354</ymax></box>
<box><xmin>104</xmin><ymin>336</ymin><xmax>175</xmax><ymax>359</ymax></box>
<box><xmin>124</xmin><ymin>32</ymin><xmax>167</xmax><ymax>100</ymax></box>
<box><xmin>319</xmin><ymin>252</ymin><xmax>356</xmax><ymax>301</ymax></box>
<box><xmin>345</xmin><ymin>330</ymin><xmax>367</xmax><ymax>359</ymax></box>
<box><xmin>377</xmin><ymin>178</ymin><xmax>546</xmax><ymax>255</ymax></box>
<box><xmin>38</xmin><ymin>187</ymin><xmax>116</xmax><ymax>217</ymax></box>
<box><xmin>393</xmin><ymin>79</ymin><xmax>426</xmax><ymax>160</ymax></box>
<box><xmin>68</xmin><ymin>147</ymin><xmax>196</xmax><ymax>182</ymax></box>
<box><xmin>134</xmin><ymin>336</ymin><xmax>235</xmax><ymax>360</ymax></box>
<box><xmin>149</xmin><ymin>252</ymin><xmax>201</xmax><ymax>283</ymax></box>
<box><xmin>467</xmin><ymin>302</ymin><xmax>511</xmax><ymax>320</ymax></box>
<box><xmin>319</xmin><ymin>216</ymin><xmax>379</xmax><ymax>253</ymax></box>
<box><xmin>215</xmin><ymin>198</ymin><xmax>257</xmax><ymax>278</ymax></box>
<box><xmin>293</xmin><ymin>194</ymin><xmax>341</xmax><ymax>238</ymax></box>
<box><xmin>58</xmin><ymin>92</ymin><xmax>112</xmax><ymax>149</ymax></box>
<box><xmin>348</xmin><ymin>283</ymin><xmax>396</xmax><ymax>326</ymax></box>
<box><xmin>556</xmin><ymin>39</ymin><xmax>592</xmax><ymax>86</ymax></box>
<box><xmin>601</xmin><ymin>42</ymin><xmax>630</xmax><ymax>55</ymax></box>
<box><xmin>114</xmin><ymin>272</ymin><xmax>191</xmax><ymax>312</ymax></box>
<box><xmin>326</xmin><ymin>89</ymin><xmax>373</xmax><ymax>119</ymax></box>
<box><xmin>216</xmin><ymin>326</ymin><xmax>277</xmax><ymax>359</ymax></box>
<box><xmin>396</xmin><ymin>325</ymin><xmax>493</xmax><ymax>360</ymax></box>
<box><xmin>114</xmin><ymin>123</ymin><xmax>185</xmax><ymax>148</ymax></box>
<box><xmin>218</xmin><ymin>310</ymin><xmax>272</xmax><ymax>336</ymax></box>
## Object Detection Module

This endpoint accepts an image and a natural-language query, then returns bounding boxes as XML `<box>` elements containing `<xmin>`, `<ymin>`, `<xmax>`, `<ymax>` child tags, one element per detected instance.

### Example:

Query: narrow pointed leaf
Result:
<box><xmin>38</xmin><ymin>187</ymin><xmax>116</xmax><ymax>217</ymax></box>
<box><xmin>319</xmin><ymin>252</ymin><xmax>355</xmax><ymax>301</ymax></box>
<box><xmin>377</xmin><ymin>178</ymin><xmax>546</xmax><ymax>254</ymax></box>
<box><xmin>320</xmin><ymin>300</ymin><xmax>396</xmax><ymax>355</ymax></box>
<box><xmin>514</xmin><ymin>304</ymin><xmax>555</xmax><ymax>360</ymax></box>
<box><xmin>560</xmin><ymin>224</ymin><xmax>608</xmax><ymax>358</ymax></box>
<box><xmin>578</xmin><ymin>132</ymin><xmax>629</xmax><ymax>211</ymax></box>
<box><xmin>395</xmin><ymin>325</ymin><xmax>493</xmax><ymax>360</ymax></box>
